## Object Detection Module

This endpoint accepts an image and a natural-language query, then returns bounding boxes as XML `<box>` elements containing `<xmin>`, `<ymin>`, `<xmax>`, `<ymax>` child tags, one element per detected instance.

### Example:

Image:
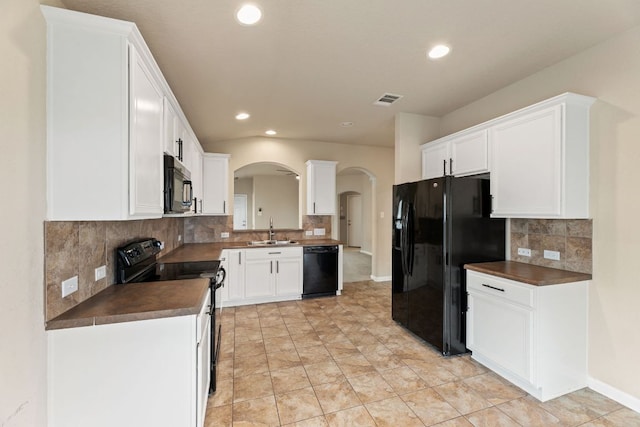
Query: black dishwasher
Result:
<box><xmin>303</xmin><ymin>245</ymin><xmax>338</xmax><ymax>298</ymax></box>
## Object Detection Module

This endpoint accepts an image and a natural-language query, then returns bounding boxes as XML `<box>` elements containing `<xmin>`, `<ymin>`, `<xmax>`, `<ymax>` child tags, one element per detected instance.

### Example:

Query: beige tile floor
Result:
<box><xmin>205</xmin><ymin>281</ymin><xmax>640</xmax><ymax>426</ymax></box>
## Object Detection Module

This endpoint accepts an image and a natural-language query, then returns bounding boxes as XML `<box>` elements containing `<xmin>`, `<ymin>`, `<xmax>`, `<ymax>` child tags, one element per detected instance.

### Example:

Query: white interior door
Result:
<box><xmin>347</xmin><ymin>194</ymin><xmax>362</xmax><ymax>248</ymax></box>
<box><xmin>233</xmin><ymin>194</ymin><xmax>248</xmax><ymax>230</ymax></box>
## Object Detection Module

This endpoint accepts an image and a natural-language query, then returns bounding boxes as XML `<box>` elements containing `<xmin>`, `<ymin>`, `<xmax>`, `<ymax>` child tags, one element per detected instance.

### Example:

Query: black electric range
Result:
<box><xmin>116</xmin><ymin>238</ymin><xmax>225</xmax><ymax>394</ymax></box>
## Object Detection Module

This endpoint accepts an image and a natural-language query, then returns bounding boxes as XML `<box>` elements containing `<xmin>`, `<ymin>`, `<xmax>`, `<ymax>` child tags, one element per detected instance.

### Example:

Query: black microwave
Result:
<box><xmin>164</xmin><ymin>155</ymin><xmax>192</xmax><ymax>214</ymax></box>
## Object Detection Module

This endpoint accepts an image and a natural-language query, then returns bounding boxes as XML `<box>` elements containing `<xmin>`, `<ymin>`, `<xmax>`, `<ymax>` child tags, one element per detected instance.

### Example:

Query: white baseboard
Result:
<box><xmin>588</xmin><ymin>376</ymin><xmax>640</xmax><ymax>413</ymax></box>
<box><xmin>370</xmin><ymin>275</ymin><xmax>391</xmax><ymax>282</ymax></box>
<box><xmin>360</xmin><ymin>250</ymin><xmax>372</xmax><ymax>256</ymax></box>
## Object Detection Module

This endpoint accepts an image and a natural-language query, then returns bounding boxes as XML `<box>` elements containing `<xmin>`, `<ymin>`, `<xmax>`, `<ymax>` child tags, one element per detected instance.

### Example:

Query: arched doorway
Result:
<box><xmin>336</xmin><ymin>167</ymin><xmax>376</xmax><ymax>283</ymax></box>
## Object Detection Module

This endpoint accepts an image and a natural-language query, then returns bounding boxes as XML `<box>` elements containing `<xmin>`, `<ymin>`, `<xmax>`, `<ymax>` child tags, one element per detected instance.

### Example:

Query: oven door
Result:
<box><xmin>196</xmin><ymin>290</ymin><xmax>212</xmax><ymax>427</ymax></box>
<box><xmin>210</xmin><ymin>267</ymin><xmax>225</xmax><ymax>393</ymax></box>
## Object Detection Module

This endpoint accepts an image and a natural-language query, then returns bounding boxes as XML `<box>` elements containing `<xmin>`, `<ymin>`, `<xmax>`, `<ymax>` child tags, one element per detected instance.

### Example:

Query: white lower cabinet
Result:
<box><xmin>221</xmin><ymin>247</ymin><xmax>303</xmax><ymax>306</ymax></box>
<box><xmin>466</xmin><ymin>270</ymin><xmax>588</xmax><ymax>402</ymax></box>
<box><xmin>47</xmin><ymin>291</ymin><xmax>211</xmax><ymax>427</ymax></box>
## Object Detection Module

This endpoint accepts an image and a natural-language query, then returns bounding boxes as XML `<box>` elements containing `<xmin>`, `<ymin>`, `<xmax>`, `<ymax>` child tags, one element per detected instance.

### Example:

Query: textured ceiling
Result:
<box><xmin>60</xmin><ymin>0</ymin><xmax>640</xmax><ymax>147</ymax></box>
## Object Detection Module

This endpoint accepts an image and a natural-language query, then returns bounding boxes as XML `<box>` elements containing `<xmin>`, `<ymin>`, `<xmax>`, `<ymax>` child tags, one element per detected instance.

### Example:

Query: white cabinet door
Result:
<box><xmin>202</xmin><ymin>154</ymin><xmax>230</xmax><ymax>215</ymax></box>
<box><xmin>245</xmin><ymin>258</ymin><xmax>275</xmax><ymax>298</ymax></box>
<box><xmin>275</xmin><ymin>256</ymin><xmax>303</xmax><ymax>296</ymax></box>
<box><xmin>467</xmin><ymin>291</ymin><xmax>532</xmax><ymax>382</ymax></box>
<box><xmin>306</xmin><ymin>160</ymin><xmax>337</xmax><ymax>215</ymax></box>
<box><xmin>224</xmin><ymin>249</ymin><xmax>245</xmax><ymax>302</ymax></box>
<box><xmin>490</xmin><ymin>105</ymin><xmax>562</xmax><ymax>217</ymax></box>
<box><xmin>421</xmin><ymin>140</ymin><xmax>449</xmax><ymax>179</ymax></box>
<box><xmin>450</xmin><ymin>130</ymin><xmax>489</xmax><ymax>177</ymax></box>
<box><xmin>163</xmin><ymin>98</ymin><xmax>178</xmax><ymax>157</ymax></box>
<box><xmin>129</xmin><ymin>46</ymin><xmax>164</xmax><ymax>217</ymax></box>
<box><xmin>190</xmin><ymin>148</ymin><xmax>203</xmax><ymax>213</ymax></box>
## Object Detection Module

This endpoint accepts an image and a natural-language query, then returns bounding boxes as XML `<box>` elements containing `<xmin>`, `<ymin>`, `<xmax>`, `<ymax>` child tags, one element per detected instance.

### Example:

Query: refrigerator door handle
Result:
<box><xmin>406</xmin><ymin>204</ymin><xmax>415</xmax><ymax>276</ymax></box>
<box><xmin>400</xmin><ymin>207</ymin><xmax>408</xmax><ymax>276</ymax></box>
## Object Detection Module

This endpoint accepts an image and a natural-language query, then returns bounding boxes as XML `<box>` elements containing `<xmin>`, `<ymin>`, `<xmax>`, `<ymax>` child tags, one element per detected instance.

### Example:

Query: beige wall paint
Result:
<box><xmin>394</xmin><ymin>112</ymin><xmax>441</xmax><ymax>184</ymax></box>
<box><xmin>203</xmin><ymin>137</ymin><xmax>394</xmax><ymax>279</ymax></box>
<box><xmin>253</xmin><ymin>175</ymin><xmax>299</xmax><ymax>229</ymax></box>
<box><xmin>439</xmin><ymin>25</ymin><xmax>640</xmax><ymax>402</ymax></box>
<box><xmin>0</xmin><ymin>0</ymin><xmax>54</xmax><ymax>425</ymax></box>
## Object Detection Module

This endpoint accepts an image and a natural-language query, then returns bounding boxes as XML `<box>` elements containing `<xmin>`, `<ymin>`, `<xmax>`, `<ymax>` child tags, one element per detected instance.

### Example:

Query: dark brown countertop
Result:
<box><xmin>46</xmin><ymin>278</ymin><xmax>210</xmax><ymax>330</ymax></box>
<box><xmin>464</xmin><ymin>261</ymin><xmax>592</xmax><ymax>286</ymax></box>
<box><xmin>158</xmin><ymin>239</ymin><xmax>343</xmax><ymax>263</ymax></box>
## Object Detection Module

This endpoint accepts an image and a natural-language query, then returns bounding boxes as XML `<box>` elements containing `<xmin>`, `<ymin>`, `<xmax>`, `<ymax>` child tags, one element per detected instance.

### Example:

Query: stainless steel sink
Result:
<box><xmin>247</xmin><ymin>240</ymin><xmax>299</xmax><ymax>246</ymax></box>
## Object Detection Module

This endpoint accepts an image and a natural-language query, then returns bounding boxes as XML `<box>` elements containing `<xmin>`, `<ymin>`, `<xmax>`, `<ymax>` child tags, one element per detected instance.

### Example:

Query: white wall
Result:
<box><xmin>203</xmin><ymin>137</ymin><xmax>394</xmax><ymax>280</ymax></box>
<box><xmin>394</xmin><ymin>112</ymin><xmax>441</xmax><ymax>184</ymax></box>
<box><xmin>439</xmin><ymin>25</ymin><xmax>640</xmax><ymax>405</ymax></box>
<box><xmin>0</xmin><ymin>0</ymin><xmax>50</xmax><ymax>425</ymax></box>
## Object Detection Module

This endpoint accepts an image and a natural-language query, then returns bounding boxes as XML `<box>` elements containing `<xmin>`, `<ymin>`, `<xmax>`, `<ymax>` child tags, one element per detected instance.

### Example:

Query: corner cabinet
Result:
<box><xmin>490</xmin><ymin>93</ymin><xmax>595</xmax><ymax>218</ymax></box>
<box><xmin>421</xmin><ymin>129</ymin><xmax>489</xmax><ymax>179</ymax></box>
<box><xmin>220</xmin><ymin>247</ymin><xmax>303</xmax><ymax>306</ymax></box>
<box><xmin>306</xmin><ymin>160</ymin><xmax>338</xmax><ymax>215</ymax></box>
<box><xmin>466</xmin><ymin>270</ymin><xmax>588</xmax><ymax>402</ymax></box>
<box><xmin>43</xmin><ymin>6</ymin><xmax>167</xmax><ymax>220</ymax></box>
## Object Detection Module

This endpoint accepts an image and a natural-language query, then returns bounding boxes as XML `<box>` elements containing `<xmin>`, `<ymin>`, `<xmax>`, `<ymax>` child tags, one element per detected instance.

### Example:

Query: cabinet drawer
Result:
<box><xmin>467</xmin><ymin>271</ymin><xmax>534</xmax><ymax>307</ymax></box>
<box><xmin>245</xmin><ymin>246</ymin><xmax>302</xmax><ymax>260</ymax></box>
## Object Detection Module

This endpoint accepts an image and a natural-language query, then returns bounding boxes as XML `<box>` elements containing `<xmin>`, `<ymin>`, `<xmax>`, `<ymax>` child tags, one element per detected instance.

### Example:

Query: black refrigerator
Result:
<box><xmin>392</xmin><ymin>175</ymin><xmax>505</xmax><ymax>356</ymax></box>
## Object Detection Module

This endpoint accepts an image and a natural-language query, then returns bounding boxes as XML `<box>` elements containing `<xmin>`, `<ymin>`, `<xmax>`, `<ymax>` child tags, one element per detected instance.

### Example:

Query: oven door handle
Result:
<box><xmin>214</xmin><ymin>267</ymin><xmax>226</xmax><ymax>289</ymax></box>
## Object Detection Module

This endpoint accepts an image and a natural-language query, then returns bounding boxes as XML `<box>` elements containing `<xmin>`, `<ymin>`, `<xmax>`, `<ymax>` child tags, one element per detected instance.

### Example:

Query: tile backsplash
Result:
<box><xmin>45</xmin><ymin>215</ymin><xmax>333</xmax><ymax>321</ymax></box>
<box><xmin>184</xmin><ymin>215</ymin><xmax>332</xmax><ymax>243</ymax></box>
<box><xmin>510</xmin><ymin>219</ymin><xmax>592</xmax><ymax>274</ymax></box>
<box><xmin>44</xmin><ymin>217</ymin><xmax>183</xmax><ymax>321</ymax></box>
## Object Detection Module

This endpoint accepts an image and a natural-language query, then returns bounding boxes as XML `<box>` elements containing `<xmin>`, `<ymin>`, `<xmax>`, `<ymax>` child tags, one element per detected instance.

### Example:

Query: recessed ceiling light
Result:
<box><xmin>265</xmin><ymin>129</ymin><xmax>277</xmax><ymax>136</ymax></box>
<box><xmin>235</xmin><ymin>112</ymin><xmax>250</xmax><ymax>120</ymax></box>
<box><xmin>340</xmin><ymin>122</ymin><xmax>354</xmax><ymax>127</ymax></box>
<box><xmin>236</xmin><ymin>4</ymin><xmax>262</xmax><ymax>25</ymax></box>
<box><xmin>428</xmin><ymin>44</ymin><xmax>450</xmax><ymax>59</ymax></box>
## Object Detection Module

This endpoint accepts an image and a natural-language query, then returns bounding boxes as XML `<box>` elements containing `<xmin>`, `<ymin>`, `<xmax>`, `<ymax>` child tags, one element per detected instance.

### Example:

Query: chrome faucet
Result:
<box><xmin>269</xmin><ymin>217</ymin><xmax>275</xmax><ymax>241</ymax></box>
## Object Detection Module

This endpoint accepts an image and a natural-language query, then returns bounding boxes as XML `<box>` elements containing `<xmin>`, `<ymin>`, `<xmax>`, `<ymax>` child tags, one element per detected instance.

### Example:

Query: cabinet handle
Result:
<box><xmin>449</xmin><ymin>158</ymin><xmax>453</xmax><ymax>175</ymax></box>
<box><xmin>268</xmin><ymin>252</ymin><xmax>281</xmax><ymax>255</ymax></box>
<box><xmin>223</xmin><ymin>200</ymin><xmax>226</xmax><ymax>214</ymax></box>
<box><xmin>277</xmin><ymin>260</ymin><xmax>279</xmax><ymax>274</ymax></box>
<box><xmin>238</xmin><ymin>252</ymin><xmax>241</xmax><ymax>265</ymax></box>
<box><xmin>443</xmin><ymin>159</ymin><xmax>446</xmax><ymax>176</ymax></box>
<box><xmin>490</xmin><ymin>195</ymin><xmax>494</xmax><ymax>213</ymax></box>
<box><xmin>482</xmin><ymin>283</ymin><xmax>505</xmax><ymax>292</ymax></box>
<box><xmin>313</xmin><ymin>202</ymin><xmax>316</xmax><ymax>214</ymax></box>
<box><xmin>270</xmin><ymin>260</ymin><xmax>273</xmax><ymax>274</ymax></box>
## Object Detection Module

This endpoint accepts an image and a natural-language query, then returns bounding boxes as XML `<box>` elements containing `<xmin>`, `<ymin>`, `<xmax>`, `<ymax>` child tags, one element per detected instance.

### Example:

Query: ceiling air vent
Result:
<box><xmin>373</xmin><ymin>93</ymin><xmax>403</xmax><ymax>106</ymax></box>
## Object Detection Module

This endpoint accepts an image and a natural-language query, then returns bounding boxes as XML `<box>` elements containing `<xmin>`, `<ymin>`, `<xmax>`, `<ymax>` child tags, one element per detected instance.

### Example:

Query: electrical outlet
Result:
<box><xmin>62</xmin><ymin>276</ymin><xmax>78</xmax><ymax>298</ymax></box>
<box><xmin>380</xmin><ymin>211</ymin><xmax>385</xmax><ymax>219</ymax></box>
<box><xmin>178</xmin><ymin>234</ymin><xmax>182</xmax><ymax>242</ymax></box>
<box><xmin>305</xmin><ymin>230</ymin><xmax>313</xmax><ymax>236</ymax></box>
<box><xmin>95</xmin><ymin>265</ymin><xmax>106</xmax><ymax>281</ymax></box>
<box><xmin>220</xmin><ymin>232</ymin><xmax>230</xmax><ymax>238</ymax></box>
<box><xmin>544</xmin><ymin>250</ymin><xmax>561</xmax><ymax>261</ymax></box>
<box><xmin>313</xmin><ymin>228</ymin><xmax>326</xmax><ymax>236</ymax></box>
<box><xmin>517</xmin><ymin>247</ymin><xmax>532</xmax><ymax>257</ymax></box>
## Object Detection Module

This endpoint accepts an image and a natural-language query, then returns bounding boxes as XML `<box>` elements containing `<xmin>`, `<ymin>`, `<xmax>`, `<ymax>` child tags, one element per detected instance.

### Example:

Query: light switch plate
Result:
<box><xmin>62</xmin><ymin>276</ymin><xmax>78</xmax><ymax>298</ymax></box>
<box><xmin>95</xmin><ymin>265</ymin><xmax>106</xmax><ymax>281</ymax></box>
<box><xmin>220</xmin><ymin>232</ymin><xmax>230</xmax><ymax>238</ymax></box>
<box><xmin>305</xmin><ymin>230</ymin><xmax>313</xmax><ymax>236</ymax></box>
<box><xmin>544</xmin><ymin>250</ymin><xmax>561</xmax><ymax>261</ymax></box>
<box><xmin>313</xmin><ymin>228</ymin><xmax>326</xmax><ymax>236</ymax></box>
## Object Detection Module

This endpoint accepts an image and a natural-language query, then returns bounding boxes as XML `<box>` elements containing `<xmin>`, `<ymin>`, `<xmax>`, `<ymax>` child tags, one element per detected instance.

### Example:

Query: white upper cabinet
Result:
<box><xmin>201</xmin><ymin>153</ymin><xmax>230</xmax><ymax>215</ymax></box>
<box><xmin>42</xmin><ymin>6</ymin><xmax>205</xmax><ymax>220</ymax></box>
<box><xmin>421</xmin><ymin>130</ymin><xmax>489</xmax><ymax>179</ymax></box>
<box><xmin>421</xmin><ymin>140</ymin><xmax>450</xmax><ymax>179</ymax></box>
<box><xmin>129</xmin><ymin>47</ymin><xmax>164</xmax><ymax>217</ymax></box>
<box><xmin>421</xmin><ymin>92</ymin><xmax>594</xmax><ymax>219</ymax></box>
<box><xmin>490</xmin><ymin>93</ymin><xmax>594</xmax><ymax>218</ymax></box>
<box><xmin>306</xmin><ymin>160</ymin><xmax>337</xmax><ymax>215</ymax></box>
